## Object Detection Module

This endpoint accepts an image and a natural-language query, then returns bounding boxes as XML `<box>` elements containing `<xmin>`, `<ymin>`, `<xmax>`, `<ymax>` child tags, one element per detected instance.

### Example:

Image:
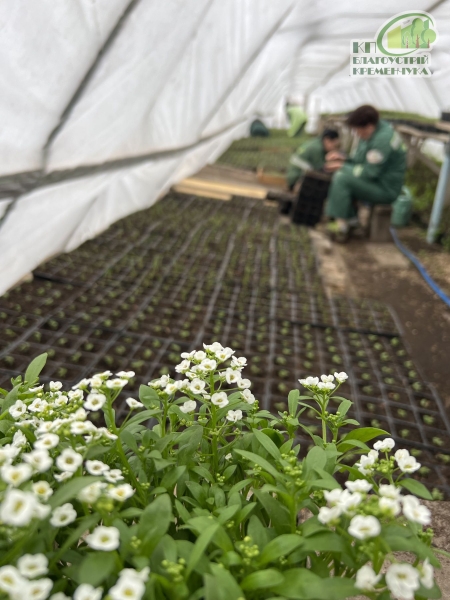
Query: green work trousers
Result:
<box><xmin>326</xmin><ymin>164</ymin><xmax>396</xmax><ymax>219</ymax></box>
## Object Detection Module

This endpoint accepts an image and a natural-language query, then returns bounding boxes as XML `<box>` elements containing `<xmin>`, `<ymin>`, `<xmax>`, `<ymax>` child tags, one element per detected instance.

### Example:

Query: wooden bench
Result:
<box><xmin>358</xmin><ymin>204</ymin><xmax>393</xmax><ymax>242</ymax></box>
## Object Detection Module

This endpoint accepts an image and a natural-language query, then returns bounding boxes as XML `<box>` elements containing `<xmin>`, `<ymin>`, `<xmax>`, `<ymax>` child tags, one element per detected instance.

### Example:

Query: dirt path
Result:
<box><xmin>334</xmin><ymin>238</ymin><xmax>450</xmax><ymax>408</ymax></box>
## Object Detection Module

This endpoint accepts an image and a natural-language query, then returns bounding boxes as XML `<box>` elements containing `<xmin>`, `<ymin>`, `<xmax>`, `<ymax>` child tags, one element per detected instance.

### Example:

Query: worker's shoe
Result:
<box><xmin>326</xmin><ymin>218</ymin><xmax>359</xmax><ymax>243</ymax></box>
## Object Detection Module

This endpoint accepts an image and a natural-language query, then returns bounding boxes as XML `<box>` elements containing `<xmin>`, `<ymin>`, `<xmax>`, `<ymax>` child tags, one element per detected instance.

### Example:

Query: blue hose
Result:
<box><xmin>390</xmin><ymin>227</ymin><xmax>450</xmax><ymax>308</ymax></box>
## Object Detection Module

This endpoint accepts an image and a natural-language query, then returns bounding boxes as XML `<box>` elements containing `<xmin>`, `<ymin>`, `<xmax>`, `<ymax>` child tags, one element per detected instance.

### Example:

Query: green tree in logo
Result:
<box><xmin>387</xmin><ymin>16</ymin><xmax>436</xmax><ymax>50</ymax></box>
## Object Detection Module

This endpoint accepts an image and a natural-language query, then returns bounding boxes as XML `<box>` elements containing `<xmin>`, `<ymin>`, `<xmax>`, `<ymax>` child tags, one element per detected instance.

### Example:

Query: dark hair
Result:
<box><xmin>322</xmin><ymin>129</ymin><xmax>339</xmax><ymax>140</ymax></box>
<box><xmin>347</xmin><ymin>105</ymin><xmax>379</xmax><ymax>127</ymax></box>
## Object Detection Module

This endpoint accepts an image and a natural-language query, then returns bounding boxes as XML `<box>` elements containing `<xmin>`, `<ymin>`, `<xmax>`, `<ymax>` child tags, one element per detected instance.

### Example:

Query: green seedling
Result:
<box><xmin>423</xmin><ymin>415</ymin><xmax>435</xmax><ymax>426</ymax></box>
<box><xmin>432</xmin><ymin>436</ymin><xmax>444</xmax><ymax>447</ymax></box>
<box><xmin>397</xmin><ymin>408</ymin><xmax>408</xmax><ymax>418</ymax></box>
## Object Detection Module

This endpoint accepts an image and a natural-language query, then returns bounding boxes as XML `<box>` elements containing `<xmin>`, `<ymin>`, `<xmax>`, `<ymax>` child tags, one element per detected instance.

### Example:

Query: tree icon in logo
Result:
<box><xmin>388</xmin><ymin>16</ymin><xmax>436</xmax><ymax>50</ymax></box>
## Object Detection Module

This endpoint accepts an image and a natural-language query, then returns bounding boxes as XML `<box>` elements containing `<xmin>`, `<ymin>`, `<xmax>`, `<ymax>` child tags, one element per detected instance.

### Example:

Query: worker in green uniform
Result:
<box><xmin>325</xmin><ymin>105</ymin><xmax>407</xmax><ymax>241</ymax></box>
<box><xmin>286</xmin><ymin>129</ymin><xmax>340</xmax><ymax>191</ymax></box>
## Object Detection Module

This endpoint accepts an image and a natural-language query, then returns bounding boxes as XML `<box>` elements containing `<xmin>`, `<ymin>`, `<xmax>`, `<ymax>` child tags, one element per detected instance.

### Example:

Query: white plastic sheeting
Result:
<box><xmin>0</xmin><ymin>0</ymin><xmax>449</xmax><ymax>294</ymax></box>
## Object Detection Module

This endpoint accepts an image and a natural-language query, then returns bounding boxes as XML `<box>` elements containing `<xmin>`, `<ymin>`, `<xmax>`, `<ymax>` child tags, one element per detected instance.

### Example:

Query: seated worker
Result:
<box><xmin>325</xmin><ymin>105</ymin><xmax>407</xmax><ymax>241</ymax></box>
<box><xmin>286</xmin><ymin>129</ymin><xmax>340</xmax><ymax>191</ymax></box>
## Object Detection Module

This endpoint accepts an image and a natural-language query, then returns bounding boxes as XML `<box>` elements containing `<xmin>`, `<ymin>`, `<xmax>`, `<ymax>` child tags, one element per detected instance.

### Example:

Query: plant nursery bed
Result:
<box><xmin>1</xmin><ymin>191</ymin><xmax>450</xmax><ymax>497</ymax></box>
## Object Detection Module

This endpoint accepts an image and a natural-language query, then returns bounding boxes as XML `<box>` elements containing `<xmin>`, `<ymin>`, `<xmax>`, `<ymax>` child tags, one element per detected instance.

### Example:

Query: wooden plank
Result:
<box><xmin>172</xmin><ymin>185</ymin><xmax>231</xmax><ymax>201</ymax></box>
<box><xmin>179</xmin><ymin>177</ymin><xmax>267</xmax><ymax>199</ymax></box>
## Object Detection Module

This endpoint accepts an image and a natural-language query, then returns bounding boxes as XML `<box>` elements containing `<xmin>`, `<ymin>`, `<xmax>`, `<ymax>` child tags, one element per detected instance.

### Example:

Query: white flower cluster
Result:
<box><xmin>318</xmin><ymin>439</ymin><xmax>431</xmax><ymax>532</ymax></box>
<box><xmin>356</xmin><ymin>439</ymin><xmax>421</xmax><ymax>476</ymax></box>
<box><xmin>299</xmin><ymin>372</ymin><xmax>348</xmax><ymax>391</ymax></box>
<box><xmin>0</xmin><ymin>372</ymin><xmax>135</xmax><ymax>530</ymax></box>
<box><xmin>150</xmin><ymin>342</ymin><xmax>255</xmax><ymax>423</ymax></box>
<box><xmin>355</xmin><ymin>559</ymin><xmax>434</xmax><ymax>599</ymax></box>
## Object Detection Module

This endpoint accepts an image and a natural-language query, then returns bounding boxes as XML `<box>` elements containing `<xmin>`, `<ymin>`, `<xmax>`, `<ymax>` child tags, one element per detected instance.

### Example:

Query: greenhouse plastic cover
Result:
<box><xmin>0</xmin><ymin>0</ymin><xmax>449</xmax><ymax>294</ymax></box>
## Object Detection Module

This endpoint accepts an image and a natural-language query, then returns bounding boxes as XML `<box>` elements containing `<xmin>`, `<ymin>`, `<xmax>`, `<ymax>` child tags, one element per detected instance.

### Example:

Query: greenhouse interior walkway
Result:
<box><xmin>1</xmin><ymin>184</ymin><xmax>450</xmax><ymax>498</ymax></box>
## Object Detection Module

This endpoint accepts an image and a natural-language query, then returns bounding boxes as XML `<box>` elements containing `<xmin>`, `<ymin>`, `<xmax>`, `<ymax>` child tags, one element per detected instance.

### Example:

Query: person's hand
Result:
<box><xmin>324</xmin><ymin>160</ymin><xmax>344</xmax><ymax>172</ymax></box>
<box><xmin>325</xmin><ymin>151</ymin><xmax>346</xmax><ymax>161</ymax></box>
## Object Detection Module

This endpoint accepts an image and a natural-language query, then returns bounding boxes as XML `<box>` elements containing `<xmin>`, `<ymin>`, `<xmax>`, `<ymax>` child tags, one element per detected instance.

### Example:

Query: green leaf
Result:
<box><xmin>24</xmin><ymin>353</ymin><xmax>48</xmax><ymax>385</ymax></box>
<box><xmin>234</xmin><ymin>449</ymin><xmax>279</xmax><ymax>479</ymax></box>
<box><xmin>254</xmin><ymin>491</ymin><xmax>291</xmax><ymax>534</ymax></box>
<box><xmin>139</xmin><ymin>493</ymin><xmax>173</xmax><ymax>554</ymax></box>
<box><xmin>337</xmin><ymin>399</ymin><xmax>352</xmax><ymax>416</ymax></box>
<box><xmin>204</xmin><ymin>564</ymin><xmax>243</xmax><ymax>600</ymax></box>
<box><xmin>259</xmin><ymin>534</ymin><xmax>304</xmax><ymax>565</ymax></box>
<box><xmin>49</xmin><ymin>476</ymin><xmax>101</xmax><ymax>508</ymax></box>
<box><xmin>241</xmin><ymin>569</ymin><xmax>285</xmax><ymax>591</ymax></box>
<box><xmin>400</xmin><ymin>477</ymin><xmax>433</xmax><ymax>500</ymax></box>
<box><xmin>160</xmin><ymin>466</ymin><xmax>186</xmax><ymax>491</ymax></box>
<box><xmin>139</xmin><ymin>384</ymin><xmax>160</xmax><ymax>408</ymax></box>
<box><xmin>186</xmin><ymin>523</ymin><xmax>219</xmax><ymax>577</ymax></box>
<box><xmin>1</xmin><ymin>385</ymin><xmax>19</xmax><ymax>414</ymax></box>
<box><xmin>51</xmin><ymin>514</ymin><xmax>100</xmax><ymax>564</ymax></box>
<box><xmin>120</xmin><ymin>429</ymin><xmax>140</xmax><ymax>453</ymax></box>
<box><xmin>338</xmin><ymin>427</ymin><xmax>388</xmax><ymax>452</ymax></box>
<box><xmin>304</xmin><ymin>446</ymin><xmax>327</xmax><ymax>473</ymax></box>
<box><xmin>272</xmin><ymin>569</ymin><xmax>357</xmax><ymax>599</ymax></box>
<box><xmin>78</xmin><ymin>551</ymin><xmax>116</xmax><ymax>586</ymax></box>
<box><xmin>253</xmin><ymin>429</ymin><xmax>282</xmax><ymax>460</ymax></box>
<box><xmin>288</xmin><ymin>389</ymin><xmax>300</xmax><ymax>416</ymax></box>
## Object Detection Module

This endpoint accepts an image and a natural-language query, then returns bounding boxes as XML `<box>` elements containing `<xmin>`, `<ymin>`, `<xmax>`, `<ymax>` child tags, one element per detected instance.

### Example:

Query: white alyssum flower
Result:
<box><xmin>50</xmin><ymin>593</ymin><xmax>71</xmax><ymax>600</ymax></box>
<box><xmin>193</xmin><ymin>350</ymin><xmax>206</xmax><ymax>361</ymax></box>
<box><xmin>105</xmin><ymin>469</ymin><xmax>124</xmax><ymax>483</ymax></box>
<box><xmin>50</xmin><ymin>503</ymin><xmax>77</xmax><ymax>527</ymax></box>
<box><xmin>54</xmin><ymin>471</ymin><xmax>73</xmax><ymax>483</ymax></box>
<box><xmin>106</xmin><ymin>378</ymin><xmax>128</xmax><ymax>389</ymax></box>
<box><xmin>28</xmin><ymin>398</ymin><xmax>49</xmax><ymax>413</ymax></box>
<box><xmin>241</xmin><ymin>389</ymin><xmax>255</xmax><ymax>404</ymax></box>
<box><xmin>318</xmin><ymin>506</ymin><xmax>341</xmax><ymax>525</ymax></box>
<box><xmin>379</xmin><ymin>496</ymin><xmax>401</xmax><ymax>517</ymax></box>
<box><xmin>78</xmin><ymin>482</ymin><xmax>106</xmax><ymax>504</ymax></box>
<box><xmin>119</xmin><ymin>568</ymin><xmax>150</xmax><ymax>582</ymax></box>
<box><xmin>12</xmin><ymin>431</ymin><xmax>27</xmax><ymax>448</ymax></box>
<box><xmin>334</xmin><ymin>371</ymin><xmax>348</xmax><ymax>383</ymax></box>
<box><xmin>73</xmin><ymin>584</ymin><xmax>103</xmax><ymax>600</ymax></box>
<box><xmin>0</xmin><ymin>444</ymin><xmax>20</xmax><ymax>465</ymax></box>
<box><xmin>321</xmin><ymin>374</ymin><xmax>334</xmax><ymax>383</ymax></box>
<box><xmin>56</xmin><ymin>449</ymin><xmax>83</xmax><ymax>473</ymax></box>
<box><xmin>231</xmin><ymin>356</ymin><xmax>247</xmax><ymax>368</ymax></box>
<box><xmin>0</xmin><ymin>489</ymin><xmax>38</xmax><ymax>527</ymax></box>
<box><xmin>1</xmin><ymin>463</ymin><xmax>33</xmax><ymax>486</ymax></box>
<box><xmin>348</xmin><ymin>515</ymin><xmax>381</xmax><ymax>540</ymax></box>
<box><xmin>116</xmin><ymin>371</ymin><xmax>135</xmax><ymax>379</ymax></box>
<box><xmin>355</xmin><ymin>450</ymin><xmax>378</xmax><ymax>475</ymax></box>
<box><xmin>345</xmin><ymin>479</ymin><xmax>372</xmax><ymax>493</ymax></box>
<box><xmin>385</xmin><ymin>563</ymin><xmax>420</xmax><ymax>600</ymax></box>
<box><xmin>108</xmin><ymin>484</ymin><xmax>135</xmax><ymax>502</ymax></box>
<box><xmin>189</xmin><ymin>378</ymin><xmax>206</xmax><ymax>394</ymax></box>
<box><xmin>379</xmin><ymin>484</ymin><xmax>401</xmax><ymax>500</ymax></box>
<box><xmin>226</xmin><ymin>410</ymin><xmax>243</xmax><ymax>423</ymax></box>
<box><xmin>201</xmin><ymin>358</ymin><xmax>217</xmax><ymax>372</ymax></box>
<box><xmin>34</xmin><ymin>434</ymin><xmax>59</xmax><ymax>450</ymax></box>
<box><xmin>394</xmin><ymin>448</ymin><xmax>410</xmax><ymax>462</ymax></box>
<box><xmin>49</xmin><ymin>381</ymin><xmax>63</xmax><ymax>391</ymax></box>
<box><xmin>215</xmin><ymin>347</ymin><xmax>234</xmax><ymax>361</ymax></box>
<box><xmin>211</xmin><ymin>392</ymin><xmax>229</xmax><ymax>408</ymax></box>
<box><xmin>373</xmin><ymin>437</ymin><xmax>395</xmax><ymax>452</ymax></box>
<box><xmin>0</xmin><ymin>565</ymin><xmax>27</xmax><ymax>594</ymax></box>
<box><xmin>85</xmin><ymin>460</ymin><xmax>109</xmax><ymax>476</ymax></box>
<box><xmin>9</xmin><ymin>400</ymin><xmax>28</xmax><ymax>419</ymax></box>
<box><xmin>180</xmin><ymin>400</ymin><xmax>196</xmax><ymax>414</ymax></box>
<box><xmin>23</xmin><ymin>449</ymin><xmax>53</xmax><ymax>473</ymax></box>
<box><xmin>17</xmin><ymin>553</ymin><xmax>48</xmax><ymax>578</ymax></box>
<box><xmin>86</xmin><ymin>526</ymin><xmax>120</xmax><ymax>551</ymax></box>
<box><xmin>32</xmin><ymin>481</ymin><xmax>53</xmax><ymax>501</ymax></box>
<box><xmin>109</xmin><ymin>573</ymin><xmax>145</xmax><ymax>600</ymax></box>
<box><xmin>225</xmin><ymin>368</ymin><xmax>241</xmax><ymax>385</ymax></box>
<box><xmin>237</xmin><ymin>378</ymin><xmax>251</xmax><ymax>390</ymax></box>
<box><xmin>299</xmin><ymin>376</ymin><xmax>319</xmax><ymax>387</ymax></box>
<box><xmin>175</xmin><ymin>360</ymin><xmax>191</xmax><ymax>374</ymax></box>
<box><xmin>84</xmin><ymin>393</ymin><xmax>107</xmax><ymax>411</ymax></box>
<box><xmin>402</xmin><ymin>495</ymin><xmax>431</xmax><ymax>525</ymax></box>
<box><xmin>397</xmin><ymin>455</ymin><xmax>421</xmax><ymax>473</ymax></box>
<box><xmin>323</xmin><ymin>488</ymin><xmax>343</xmax><ymax>506</ymax></box>
<box><xmin>317</xmin><ymin>381</ymin><xmax>335</xmax><ymax>390</ymax></box>
<box><xmin>355</xmin><ymin>565</ymin><xmax>381</xmax><ymax>591</ymax></box>
<box><xmin>225</xmin><ymin>453</ymin><xmax>232</xmax><ymax>461</ymax></box>
<box><xmin>33</xmin><ymin>502</ymin><xmax>51</xmax><ymax>521</ymax></box>
<box><xmin>24</xmin><ymin>578</ymin><xmax>53</xmax><ymax>600</ymax></box>
<box><xmin>70</xmin><ymin>421</ymin><xmax>96</xmax><ymax>436</ymax></box>
<box><xmin>419</xmin><ymin>559</ymin><xmax>434</xmax><ymax>589</ymax></box>
<box><xmin>164</xmin><ymin>383</ymin><xmax>178</xmax><ymax>395</ymax></box>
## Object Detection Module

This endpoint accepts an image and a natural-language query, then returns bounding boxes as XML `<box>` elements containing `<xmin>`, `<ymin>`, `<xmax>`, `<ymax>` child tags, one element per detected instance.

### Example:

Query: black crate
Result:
<box><xmin>291</xmin><ymin>172</ymin><xmax>331</xmax><ymax>227</ymax></box>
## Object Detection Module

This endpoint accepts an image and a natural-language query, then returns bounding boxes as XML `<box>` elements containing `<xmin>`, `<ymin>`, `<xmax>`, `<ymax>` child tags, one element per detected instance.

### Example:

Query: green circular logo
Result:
<box><xmin>376</xmin><ymin>12</ymin><xmax>437</xmax><ymax>56</ymax></box>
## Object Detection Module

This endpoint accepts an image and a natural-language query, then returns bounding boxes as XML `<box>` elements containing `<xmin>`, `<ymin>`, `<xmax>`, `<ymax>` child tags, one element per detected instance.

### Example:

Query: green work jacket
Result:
<box><xmin>347</xmin><ymin>120</ymin><xmax>407</xmax><ymax>199</ymax></box>
<box><xmin>286</xmin><ymin>137</ymin><xmax>325</xmax><ymax>189</ymax></box>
